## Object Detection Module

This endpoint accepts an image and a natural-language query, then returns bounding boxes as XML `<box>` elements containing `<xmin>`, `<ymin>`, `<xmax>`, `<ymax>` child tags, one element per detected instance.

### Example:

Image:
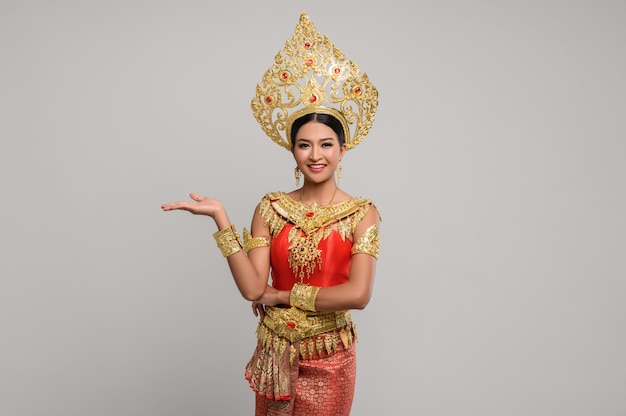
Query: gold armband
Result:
<box><xmin>213</xmin><ymin>225</ymin><xmax>243</xmax><ymax>257</ymax></box>
<box><xmin>289</xmin><ymin>283</ymin><xmax>320</xmax><ymax>312</ymax></box>
<box><xmin>351</xmin><ymin>224</ymin><xmax>380</xmax><ymax>259</ymax></box>
<box><xmin>243</xmin><ymin>228</ymin><xmax>271</xmax><ymax>253</ymax></box>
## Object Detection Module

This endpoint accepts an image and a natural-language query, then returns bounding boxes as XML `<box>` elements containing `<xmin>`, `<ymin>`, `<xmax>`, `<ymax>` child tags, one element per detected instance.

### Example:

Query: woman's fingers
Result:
<box><xmin>162</xmin><ymin>200</ymin><xmax>195</xmax><ymax>210</ymax></box>
<box><xmin>161</xmin><ymin>194</ymin><xmax>222</xmax><ymax>217</ymax></box>
<box><xmin>161</xmin><ymin>193</ymin><xmax>205</xmax><ymax>211</ymax></box>
<box><xmin>251</xmin><ymin>302</ymin><xmax>265</xmax><ymax>321</ymax></box>
<box><xmin>161</xmin><ymin>201</ymin><xmax>186</xmax><ymax>211</ymax></box>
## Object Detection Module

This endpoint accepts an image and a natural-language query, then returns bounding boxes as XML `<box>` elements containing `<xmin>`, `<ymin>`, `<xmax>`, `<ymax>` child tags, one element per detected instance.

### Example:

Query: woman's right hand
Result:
<box><xmin>161</xmin><ymin>193</ymin><xmax>225</xmax><ymax>218</ymax></box>
<box><xmin>251</xmin><ymin>301</ymin><xmax>266</xmax><ymax>321</ymax></box>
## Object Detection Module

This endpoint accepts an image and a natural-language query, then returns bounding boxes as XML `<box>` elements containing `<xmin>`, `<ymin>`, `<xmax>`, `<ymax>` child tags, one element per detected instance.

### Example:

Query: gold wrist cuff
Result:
<box><xmin>213</xmin><ymin>225</ymin><xmax>243</xmax><ymax>257</ymax></box>
<box><xmin>290</xmin><ymin>283</ymin><xmax>320</xmax><ymax>312</ymax></box>
<box><xmin>243</xmin><ymin>228</ymin><xmax>271</xmax><ymax>253</ymax></box>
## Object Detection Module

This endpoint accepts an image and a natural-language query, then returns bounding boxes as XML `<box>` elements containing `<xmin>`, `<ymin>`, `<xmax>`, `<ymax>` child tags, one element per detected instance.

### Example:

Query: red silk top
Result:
<box><xmin>270</xmin><ymin>224</ymin><xmax>352</xmax><ymax>290</ymax></box>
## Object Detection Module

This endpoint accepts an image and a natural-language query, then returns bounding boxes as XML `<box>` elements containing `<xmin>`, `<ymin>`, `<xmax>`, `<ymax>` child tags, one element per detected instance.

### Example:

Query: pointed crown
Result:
<box><xmin>251</xmin><ymin>12</ymin><xmax>378</xmax><ymax>151</ymax></box>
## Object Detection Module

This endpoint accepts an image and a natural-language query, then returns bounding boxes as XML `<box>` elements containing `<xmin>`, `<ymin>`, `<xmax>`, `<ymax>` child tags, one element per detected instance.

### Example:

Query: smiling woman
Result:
<box><xmin>161</xmin><ymin>12</ymin><xmax>380</xmax><ymax>415</ymax></box>
<box><xmin>292</xmin><ymin>113</ymin><xmax>345</xmax><ymax>191</ymax></box>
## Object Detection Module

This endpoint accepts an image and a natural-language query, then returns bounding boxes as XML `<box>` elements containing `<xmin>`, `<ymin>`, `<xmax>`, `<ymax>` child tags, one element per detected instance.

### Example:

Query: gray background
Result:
<box><xmin>1</xmin><ymin>0</ymin><xmax>625</xmax><ymax>415</ymax></box>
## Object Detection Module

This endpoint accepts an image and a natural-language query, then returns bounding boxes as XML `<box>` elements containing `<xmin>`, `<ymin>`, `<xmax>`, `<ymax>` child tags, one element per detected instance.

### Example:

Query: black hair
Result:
<box><xmin>290</xmin><ymin>112</ymin><xmax>345</xmax><ymax>150</ymax></box>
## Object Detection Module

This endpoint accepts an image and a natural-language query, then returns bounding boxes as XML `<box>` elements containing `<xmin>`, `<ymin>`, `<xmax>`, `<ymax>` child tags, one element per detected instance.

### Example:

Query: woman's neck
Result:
<box><xmin>299</xmin><ymin>182</ymin><xmax>338</xmax><ymax>206</ymax></box>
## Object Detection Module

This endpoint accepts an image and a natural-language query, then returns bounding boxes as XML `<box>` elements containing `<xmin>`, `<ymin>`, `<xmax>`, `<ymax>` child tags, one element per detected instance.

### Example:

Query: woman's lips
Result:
<box><xmin>308</xmin><ymin>164</ymin><xmax>326</xmax><ymax>172</ymax></box>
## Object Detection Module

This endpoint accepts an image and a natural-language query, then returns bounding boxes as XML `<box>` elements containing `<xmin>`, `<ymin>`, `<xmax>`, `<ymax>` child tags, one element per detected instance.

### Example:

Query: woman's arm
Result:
<box><xmin>161</xmin><ymin>193</ymin><xmax>271</xmax><ymax>301</ymax></box>
<box><xmin>224</xmin><ymin>203</ymin><xmax>271</xmax><ymax>300</ymax></box>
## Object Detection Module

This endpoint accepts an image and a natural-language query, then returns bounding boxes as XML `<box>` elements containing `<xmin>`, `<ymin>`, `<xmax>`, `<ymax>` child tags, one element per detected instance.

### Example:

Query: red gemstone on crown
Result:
<box><xmin>265</xmin><ymin>96</ymin><xmax>272</xmax><ymax>103</ymax></box>
<box><xmin>306</xmin><ymin>59</ymin><xmax>313</xmax><ymax>66</ymax></box>
<box><xmin>306</xmin><ymin>211</ymin><xmax>314</xmax><ymax>217</ymax></box>
<box><xmin>304</xmin><ymin>42</ymin><xmax>311</xmax><ymax>49</ymax></box>
<box><xmin>354</xmin><ymin>87</ymin><xmax>362</xmax><ymax>94</ymax></box>
<box><xmin>334</xmin><ymin>67</ymin><xmax>341</xmax><ymax>75</ymax></box>
<box><xmin>286</xmin><ymin>322</ymin><xmax>296</xmax><ymax>329</ymax></box>
<box><xmin>281</xmin><ymin>72</ymin><xmax>289</xmax><ymax>79</ymax></box>
<box><xmin>309</xmin><ymin>95</ymin><xmax>317</xmax><ymax>103</ymax></box>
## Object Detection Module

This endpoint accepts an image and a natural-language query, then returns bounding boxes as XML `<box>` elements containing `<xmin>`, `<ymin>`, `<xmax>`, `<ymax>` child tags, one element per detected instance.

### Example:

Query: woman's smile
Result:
<box><xmin>307</xmin><ymin>164</ymin><xmax>326</xmax><ymax>172</ymax></box>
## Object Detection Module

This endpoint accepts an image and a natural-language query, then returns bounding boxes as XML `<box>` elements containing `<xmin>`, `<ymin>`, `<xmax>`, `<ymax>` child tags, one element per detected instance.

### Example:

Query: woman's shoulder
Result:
<box><xmin>345</xmin><ymin>194</ymin><xmax>381</xmax><ymax>221</ymax></box>
<box><xmin>256</xmin><ymin>191</ymin><xmax>290</xmax><ymax>216</ymax></box>
<box><xmin>260</xmin><ymin>191</ymin><xmax>290</xmax><ymax>203</ymax></box>
<box><xmin>337</xmin><ymin>191</ymin><xmax>376</xmax><ymax>210</ymax></box>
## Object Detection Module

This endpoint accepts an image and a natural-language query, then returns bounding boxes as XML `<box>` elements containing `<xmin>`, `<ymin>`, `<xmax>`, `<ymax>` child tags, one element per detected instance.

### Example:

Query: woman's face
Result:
<box><xmin>292</xmin><ymin>121</ymin><xmax>346</xmax><ymax>186</ymax></box>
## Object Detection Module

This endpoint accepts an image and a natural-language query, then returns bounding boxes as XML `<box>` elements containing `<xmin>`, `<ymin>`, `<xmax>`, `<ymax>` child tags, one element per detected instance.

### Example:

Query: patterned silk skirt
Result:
<box><xmin>252</xmin><ymin>341</ymin><xmax>356</xmax><ymax>416</ymax></box>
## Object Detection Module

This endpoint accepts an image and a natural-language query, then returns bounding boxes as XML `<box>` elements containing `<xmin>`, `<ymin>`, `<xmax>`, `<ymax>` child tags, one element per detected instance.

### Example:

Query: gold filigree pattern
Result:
<box><xmin>251</xmin><ymin>12</ymin><xmax>378</xmax><ymax>152</ymax></box>
<box><xmin>242</xmin><ymin>227</ymin><xmax>271</xmax><ymax>253</ymax></box>
<box><xmin>351</xmin><ymin>224</ymin><xmax>380</xmax><ymax>259</ymax></box>
<box><xmin>258</xmin><ymin>194</ymin><xmax>288</xmax><ymax>236</ymax></box>
<box><xmin>287</xmin><ymin>228</ymin><xmax>324</xmax><ymax>281</ymax></box>
<box><xmin>212</xmin><ymin>225</ymin><xmax>243</xmax><ymax>257</ymax></box>
<box><xmin>261</xmin><ymin>307</ymin><xmax>352</xmax><ymax>347</ymax></box>
<box><xmin>269</xmin><ymin>192</ymin><xmax>371</xmax><ymax>234</ymax></box>
<box><xmin>258</xmin><ymin>192</ymin><xmax>373</xmax><ymax>281</ymax></box>
<box><xmin>290</xmin><ymin>283</ymin><xmax>320</xmax><ymax>312</ymax></box>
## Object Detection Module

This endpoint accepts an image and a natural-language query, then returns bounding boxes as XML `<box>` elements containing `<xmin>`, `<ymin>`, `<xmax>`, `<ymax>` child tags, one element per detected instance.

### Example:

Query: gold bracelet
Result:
<box><xmin>213</xmin><ymin>225</ymin><xmax>243</xmax><ymax>257</ymax></box>
<box><xmin>243</xmin><ymin>227</ymin><xmax>271</xmax><ymax>253</ymax></box>
<box><xmin>289</xmin><ymin>283</ymin><xmax>320</xmax><ymax>312</ymax></box>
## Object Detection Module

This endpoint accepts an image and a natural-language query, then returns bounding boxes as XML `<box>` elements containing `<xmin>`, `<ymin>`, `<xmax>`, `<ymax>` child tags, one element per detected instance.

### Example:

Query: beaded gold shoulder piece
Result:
<box><xmin>258</xmin><ymin>193</ymin><xmax>289</xmax><ymax>237</ymax></box>
<box><xmin>263</xmin><ymin>192</ymin><xmax>371</xmax><ymax>234</ymax></box>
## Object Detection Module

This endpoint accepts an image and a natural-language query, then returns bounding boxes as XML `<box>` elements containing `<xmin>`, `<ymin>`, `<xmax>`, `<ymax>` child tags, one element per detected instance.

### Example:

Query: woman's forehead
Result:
<box><xmin>295</xmin><ymin>122</ymin><xmax>338</xmax><ymax>139</ymax></box>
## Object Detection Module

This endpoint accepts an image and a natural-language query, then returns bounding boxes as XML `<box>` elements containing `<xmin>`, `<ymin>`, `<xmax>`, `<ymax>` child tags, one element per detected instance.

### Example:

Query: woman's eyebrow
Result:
<box><xmin>296</xmin><ymin>137</ymin><xmax>335</xmax><ymax>142</ymax></box>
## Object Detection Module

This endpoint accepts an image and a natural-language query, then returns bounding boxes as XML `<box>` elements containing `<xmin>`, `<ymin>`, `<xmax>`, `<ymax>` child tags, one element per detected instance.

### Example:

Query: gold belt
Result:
<box><xmin>262</xmin><ymin>306</ymin><xmax>352</xmax><ymax>343</ymax></box>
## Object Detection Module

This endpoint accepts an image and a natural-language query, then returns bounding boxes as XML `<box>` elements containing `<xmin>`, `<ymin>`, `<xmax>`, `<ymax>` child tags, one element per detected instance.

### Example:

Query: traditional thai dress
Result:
<box><xmin>244</xmin><ymin>191</ymin><xmax>380</xmax><ymax>416</ymax></box>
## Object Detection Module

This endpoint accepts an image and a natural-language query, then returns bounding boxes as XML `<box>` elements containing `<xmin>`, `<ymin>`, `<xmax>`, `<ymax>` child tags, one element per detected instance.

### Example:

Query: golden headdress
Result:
<box><xmin>251</xmin><ymin>12</ymin><xmax>378</xmax><ymax>151</ymax></box>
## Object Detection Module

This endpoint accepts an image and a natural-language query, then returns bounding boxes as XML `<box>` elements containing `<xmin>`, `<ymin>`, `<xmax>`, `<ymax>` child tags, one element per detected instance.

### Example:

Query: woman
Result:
<box><xmin>162</xmin><ymin>12</ymin><xmax>380</xmax><ymax>415</ymax></box>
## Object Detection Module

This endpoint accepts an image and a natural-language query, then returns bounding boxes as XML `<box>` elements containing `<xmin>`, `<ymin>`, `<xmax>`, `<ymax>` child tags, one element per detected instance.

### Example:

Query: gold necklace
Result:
<box><xmin>299</xmin><ymin>185</ymin><xmax>338</xmax><ymax>206</ymax></box>
<box><xmin>291</xmin><ymin>185</ymin><xmax>338</xmax><ymax>282</ymax></box>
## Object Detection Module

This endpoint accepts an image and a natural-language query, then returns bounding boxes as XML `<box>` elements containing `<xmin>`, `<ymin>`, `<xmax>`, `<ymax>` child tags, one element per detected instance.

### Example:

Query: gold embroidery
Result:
<box><xmin>242</xmin><ymin>228</ymin><xmax>270</xmax><ymax>253</ymax></box>
<box><xmin>212</xmin><ymin>225</ymin><xmax>243</xmax><ymax>257</ymax></box>
<box><xmin>289</xmin><ymin>283</ymin><xmax>320</xmax><ymax>312</ymax></box>
<box><xmin>287</xmin><ymin>226</ymin><xmax>324</xmax><ymax>281</ymax></box>
<box><xmin>258</xmin><ymin>192</ymin><xmax>374</xmax><ymax>281</ymax></box>
<box><xmin>262</xmin><ymin>307</ymin><xmax>352</xmax><ymax>345</ymax></box>
<box><xmin>269</xmin><ymin>192</ymin><xmax>370</xmax><ymax>233</ymax></box>
<box><xmin>258</xmin><ymin>193</ymin><xmax>288</xmax><ymax>236</ymax></box>
<box><xmin>351</xmin><ymin>224</ymin><xmax>380</xmax><ymax>259</ymax></box>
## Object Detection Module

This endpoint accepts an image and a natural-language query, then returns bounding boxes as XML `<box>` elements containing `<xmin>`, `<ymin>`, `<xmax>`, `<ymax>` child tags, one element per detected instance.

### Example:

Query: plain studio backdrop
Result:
<box><xmin>1</xmin><ymin>1</ymin><xmax>624</xmax><ymax>415</ymax></box>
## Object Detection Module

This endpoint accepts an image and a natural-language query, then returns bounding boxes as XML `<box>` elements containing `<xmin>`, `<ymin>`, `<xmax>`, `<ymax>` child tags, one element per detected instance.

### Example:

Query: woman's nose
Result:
<box><xmin>309</xmin><ymin>146</ymin><xmax>321</xmax><ymax>160</ymax></box>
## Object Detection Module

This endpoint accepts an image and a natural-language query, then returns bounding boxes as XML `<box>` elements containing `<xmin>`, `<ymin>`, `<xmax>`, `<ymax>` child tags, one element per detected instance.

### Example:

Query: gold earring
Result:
<box><xmin>337</xmin><ymin>163</ymin><xmax>342</xmax><ymax>186</ymax></box>
<box><xmin>294</xmin><ymin>167</ymin><xmax>301</xmax><ymax>187</ymax></box>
